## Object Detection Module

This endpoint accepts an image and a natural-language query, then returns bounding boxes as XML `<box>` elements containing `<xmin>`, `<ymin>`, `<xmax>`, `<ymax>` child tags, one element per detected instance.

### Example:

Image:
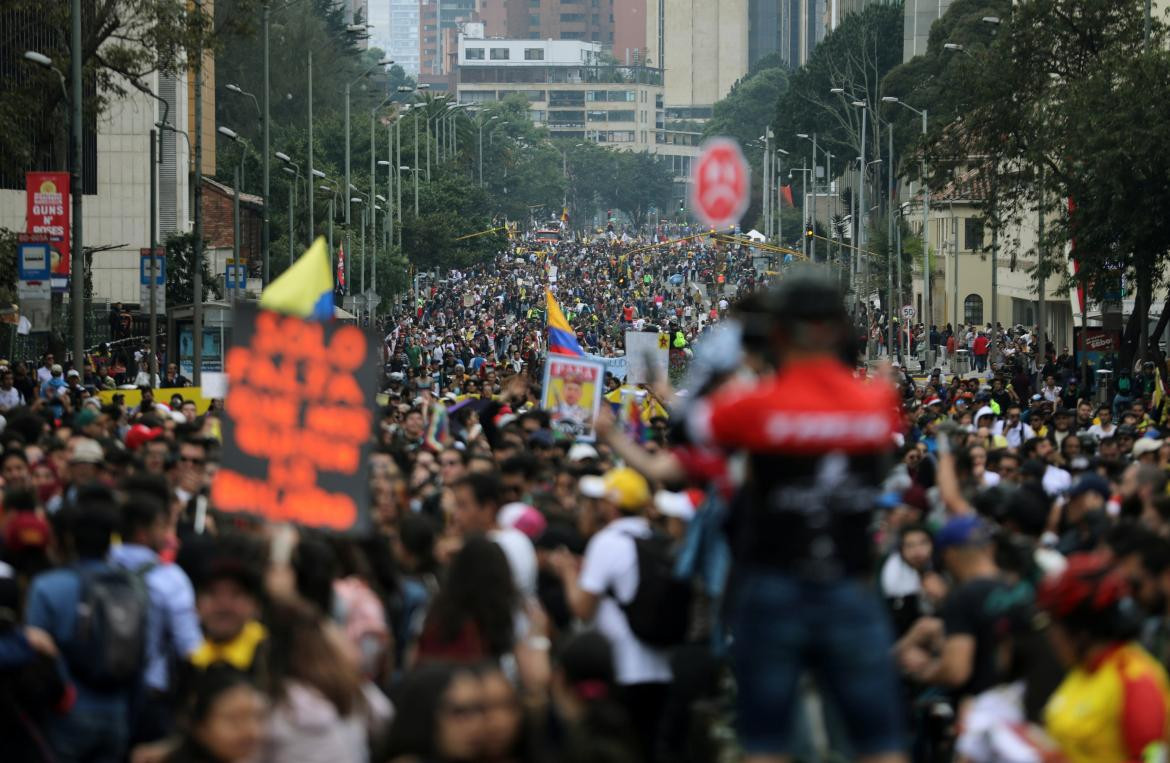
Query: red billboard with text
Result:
<box><xmin>25</xmin><ymin>172</ymin><xmax>70</xmax><ymax>279</ymax></box>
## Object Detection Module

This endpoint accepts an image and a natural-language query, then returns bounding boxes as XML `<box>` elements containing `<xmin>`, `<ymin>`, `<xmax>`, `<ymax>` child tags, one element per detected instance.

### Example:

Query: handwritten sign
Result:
<box><xmin>211</xmin><ymin>303</ymin><xmax>376</xmax><ymax>531</ymax></box>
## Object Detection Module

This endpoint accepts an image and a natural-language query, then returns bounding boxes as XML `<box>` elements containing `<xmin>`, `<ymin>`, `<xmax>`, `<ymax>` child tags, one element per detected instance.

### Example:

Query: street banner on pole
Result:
<box><xmin>25</xmin><ymin>172</ymin><xmax>70</xmax><ymax>289</ymax></box>
<box><xmin>211</xmin><ymin>303</ymin><xmax>377</xmax><ymax>531</ymax></box>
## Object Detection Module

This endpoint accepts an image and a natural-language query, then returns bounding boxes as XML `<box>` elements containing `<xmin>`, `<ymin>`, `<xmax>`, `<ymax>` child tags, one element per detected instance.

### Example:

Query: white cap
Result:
<box><xmin>654</xmin><ymin>490</ymin><xmax>695</xmax><ymax>521</ymax></box>
<box><xmin>567</xmin><ymin>443</ymin><xmax>599</xmax><ymax>462</ymax></box>
<box><xmin>578</xmin><ymin>475</ymin><xmax>606</xmax><ymax>499</ymax></box>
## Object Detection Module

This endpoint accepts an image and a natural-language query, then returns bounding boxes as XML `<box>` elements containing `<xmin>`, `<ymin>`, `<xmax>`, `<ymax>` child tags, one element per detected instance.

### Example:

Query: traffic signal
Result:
<box><xmin>804</xmin><ymin>222</ymin><xmax>814</xmax><ymax>238</ymax></box>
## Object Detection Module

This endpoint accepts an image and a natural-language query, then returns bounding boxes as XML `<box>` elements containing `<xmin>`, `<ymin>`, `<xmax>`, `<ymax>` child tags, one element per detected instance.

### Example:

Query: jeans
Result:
<box><xmin>45</xmin><ymin>703</ymin><xmax>130</xmax><ymax>763</ymax></box>
<box><xmin>730</xmin><ymin>569</ymin><xmax>906</xmax><ymax>757</ymax></box>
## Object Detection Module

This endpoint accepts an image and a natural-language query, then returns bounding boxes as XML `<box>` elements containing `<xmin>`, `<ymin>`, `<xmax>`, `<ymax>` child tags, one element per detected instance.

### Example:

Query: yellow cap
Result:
<box><xmin>602</xmin><ymin>467</ymin><xmax>651</xmax><ymax>512</ymax></box>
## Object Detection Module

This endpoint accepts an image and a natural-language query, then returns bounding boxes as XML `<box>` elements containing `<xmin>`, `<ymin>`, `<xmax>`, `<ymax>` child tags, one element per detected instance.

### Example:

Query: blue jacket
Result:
<box><xmin>25</xmin><ymin>558</ymin><xmax>132</xmax><ymax>711</ymax></box>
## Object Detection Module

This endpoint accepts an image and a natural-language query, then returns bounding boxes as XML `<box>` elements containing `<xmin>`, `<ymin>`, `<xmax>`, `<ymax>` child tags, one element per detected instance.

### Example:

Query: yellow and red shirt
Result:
<box><xmin>1045</xmin><ymin>642</ymin><xmax>1170</xmax><ymax>763</ymax></box>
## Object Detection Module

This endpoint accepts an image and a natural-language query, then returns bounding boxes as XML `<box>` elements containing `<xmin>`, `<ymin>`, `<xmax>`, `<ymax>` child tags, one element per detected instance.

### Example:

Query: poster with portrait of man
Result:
<box><xmin>542</xmin><ymin>356</ymin><xmax>605</xmax><ymax>441</ymax></box>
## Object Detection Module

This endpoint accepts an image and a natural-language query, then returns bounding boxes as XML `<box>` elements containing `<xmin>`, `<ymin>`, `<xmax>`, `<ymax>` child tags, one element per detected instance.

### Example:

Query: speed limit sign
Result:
<box><xmin>901</xmin><ymin>305</ymin><xmax>915</xmax><ymax>320</ymax></box>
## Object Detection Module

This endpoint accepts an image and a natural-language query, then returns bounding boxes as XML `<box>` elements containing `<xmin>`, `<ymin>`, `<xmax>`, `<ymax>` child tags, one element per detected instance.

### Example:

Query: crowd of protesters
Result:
<box><xmin>2</xmin><ymin>226</ymin><xmax>1170</xmax><ymax>763</ymax></box>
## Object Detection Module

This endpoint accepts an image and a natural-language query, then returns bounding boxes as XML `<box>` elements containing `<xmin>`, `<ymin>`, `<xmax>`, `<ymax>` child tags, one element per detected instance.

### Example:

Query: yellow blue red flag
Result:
<box><xmin>259</xmin><ymin>236</ymin><xmax>334</xmax><ymax>320</ymax></box>
<box><xmin>546</xmin><ymin>289</ymin><xmax>584</xmax><ymax>356</ymax></box>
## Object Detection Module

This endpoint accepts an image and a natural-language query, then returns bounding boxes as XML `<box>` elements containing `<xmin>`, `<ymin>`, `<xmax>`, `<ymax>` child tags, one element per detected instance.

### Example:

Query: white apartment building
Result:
<box><xmin>455</xmin><ymin>37</ymin><xmax>664</xmax><ymax>152</ymax></box>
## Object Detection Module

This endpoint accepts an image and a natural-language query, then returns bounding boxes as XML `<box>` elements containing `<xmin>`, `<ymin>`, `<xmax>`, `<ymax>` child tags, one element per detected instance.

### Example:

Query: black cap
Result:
<box><xmin>764</xmin><ymin>271</ymin><xmax>847</xmax><ymax>323</ymax></box>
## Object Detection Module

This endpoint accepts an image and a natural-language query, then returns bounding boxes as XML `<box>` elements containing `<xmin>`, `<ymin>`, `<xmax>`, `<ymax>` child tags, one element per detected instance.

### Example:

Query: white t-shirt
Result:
<box><xmin>1088</xmin><ymin>423</ymin><xmax>1116</xmax><ymax>440</ymax></box>
<box><xmin>1042</xmin><ymin>464</ymin><xmax>1072</xmax><ymax>497</ymax></box>
<box><xmin>489</xmin><ymin>526</ymin><xmax>537</xmax><ymax>598</ymax></box>
<box><xmin>578</xmin><ymin>516</ymin><xmax>672</xmax><ymax>685</ymax></box>
<box><xmin>992</xmin><ymin>420</ymin><xmax>1034</xmax><ymax>450</ymax></box>
<box><xmin>0</xmin><ymin>386</ymin><xmax>24</xmax><ymax>412</ymax></box>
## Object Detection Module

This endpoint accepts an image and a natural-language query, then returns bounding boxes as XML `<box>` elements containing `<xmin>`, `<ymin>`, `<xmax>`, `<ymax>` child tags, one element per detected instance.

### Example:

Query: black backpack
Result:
<box><xmin>616</xmin><ymin>533</ymin><xmax>692</xmax><ymax>648</ymax></box>
<box><xmin>65</xmin><ymin>565</ymin><xmax>150</xmax><ymax>691</ymax></box>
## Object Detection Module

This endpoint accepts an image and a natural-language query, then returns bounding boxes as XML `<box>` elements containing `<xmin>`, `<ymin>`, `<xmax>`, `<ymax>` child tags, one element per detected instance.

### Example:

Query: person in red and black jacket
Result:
<box><xmin>686</xmin><ymin>272</ymin><xmax>908</xmax><ymax>763</ymax></box>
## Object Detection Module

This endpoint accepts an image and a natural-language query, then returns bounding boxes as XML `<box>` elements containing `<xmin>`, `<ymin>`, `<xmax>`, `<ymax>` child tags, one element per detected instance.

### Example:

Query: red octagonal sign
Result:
<box><xmin>690</xmin><ymin>137</ymin><xmax>750</xmax><ymax>229</ymax></box>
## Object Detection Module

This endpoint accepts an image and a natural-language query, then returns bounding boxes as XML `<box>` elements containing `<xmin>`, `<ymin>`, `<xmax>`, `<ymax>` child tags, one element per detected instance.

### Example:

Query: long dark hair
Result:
<box><xmin>263</xmin><ymin>599</ymin><xmax>360</xmax><ymax>717</ymax></box>
<box><xmin>169</xmin><ymin>666</ymin><xmax>259</xmax><ymax>763</ymax></box>
<box><xmin>428</xmin><ymin>535</ymin><xmax>518</xmax><ymax>657</ymax></box>
<box><xmin>382</xmin><ymin>662</ymin><xmax>477</xmax><ymax>761</ymax></box>
<box><xmin>556</xmin><ymin>632</ymin><xmax>639</xmax><ymax>763</ymax></box>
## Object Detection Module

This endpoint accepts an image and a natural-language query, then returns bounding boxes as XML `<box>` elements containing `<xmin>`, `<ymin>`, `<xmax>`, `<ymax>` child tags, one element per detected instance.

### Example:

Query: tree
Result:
<box><xmin>165</xmin><ymin>232</ymin><xmax>220</xmax><ymax>307</ymax></box>
<box><xmin>604</xmin><ymin>152</ymin><xmax>675</xmax><ymax>229</ymax></box>
<box><xmin>884</xmin><ymin>0</ymin><xmax>1170</xmax><ymax>363</ymax></box>
<box><xmin>1</xmin><ymin>0</ymin><xmax>262</xmax><ymax>182</ymax></box>
<box><xmin>771</xmin><ymin>3</ymin><xmax>904</xmax><ymax>165</ymax></box>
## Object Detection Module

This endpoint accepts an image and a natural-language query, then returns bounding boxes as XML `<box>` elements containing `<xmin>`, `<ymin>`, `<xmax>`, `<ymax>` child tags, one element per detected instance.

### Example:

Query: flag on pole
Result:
<box><xmin>259</xmin><ymin>236</ymin><xmax>334</xmax><ymax>321</ymax></box>
<box><xmin>546</xmin><ymin>289</ymin><xmax>584</xmax><ymax>356</ymax></box>
<box><xmin>561</xmin><ymin>206</ymin><xmax>569</xmax><ymax>224</ymax></box>
<box><xmin>336</xmin><ymin>243</ymin><xmax>346</xmax><ymax>289</ymax></box>
<box><xmin>780</xmin><ymin>185</ymin><xmax>795</xmax><ymax>208</ymax></box>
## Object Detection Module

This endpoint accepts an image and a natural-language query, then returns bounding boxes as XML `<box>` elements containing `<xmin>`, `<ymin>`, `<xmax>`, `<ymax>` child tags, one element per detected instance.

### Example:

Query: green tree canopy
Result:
<box><xmin>884</xmin><ymin>0</ymin><xmax>1170</xmax><ymax>361</ymax></box>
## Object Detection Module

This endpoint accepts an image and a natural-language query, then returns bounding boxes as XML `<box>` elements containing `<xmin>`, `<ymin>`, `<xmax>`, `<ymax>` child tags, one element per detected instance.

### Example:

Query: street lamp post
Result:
<box><xmin>217</xmin><ymin>126</ymin><xmax>251</xmax><ymax>300</ymax></box>
<box><xmin>277</xmin><ymin>152</ymin><xmax>300</xmax><ymax>265</ymax></box>
<box><xmin>883</xmin><ymin>97</ymin><xmax>931</xmax><ymax>368</ymax></box>
<box><xmin>23</xmin><ymin>48</ymin><xmax>83</xmax><ymax>369</ymax></box>
<box><xmin>225</xmin><ymin>82</ymin><xmax>268</xmax><ymax>286</ymax></box>
<box><xmin>797</xmin><ymin>133</ymin><xmax>820</xmax><ymax>261</ymax></box>
<box><xmin>344</xmin><ymin>59</ymin><xmax>393</xmax><ymax>293</ymax></box>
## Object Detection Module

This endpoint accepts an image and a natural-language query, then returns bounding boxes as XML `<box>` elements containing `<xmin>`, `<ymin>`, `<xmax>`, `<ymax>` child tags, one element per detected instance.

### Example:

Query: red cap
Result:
<box><xmin>125</xmin><ymin>423</ymin><xmax>163</xmax><ymax>451</ymax></box>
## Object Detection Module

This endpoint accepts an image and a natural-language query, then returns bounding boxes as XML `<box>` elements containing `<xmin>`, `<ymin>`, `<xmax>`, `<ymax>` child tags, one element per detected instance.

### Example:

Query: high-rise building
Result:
<box><xmin>749</xmin><ymin>0</ymin><xmax>781</xmax><ymax>67</ymax></box>
<box><xmin>419</xmin><ymin>0</ymin><xmax>479</xmax><ymax>78</ymax></box>
<box><xmin>646</xmin><ymin>0</ymin><xmax>749</xmax><ymax>114</ymax></box>
<box><xmin>614</xmin><ymin>0</ymin><xmax>647</xmax><ymax>65</ymax></box>
<box><xmin>903</xmin><ymin>0</ymin><xmax>955</xmax><ymax>61</ymax></box>
<box><xmin>389</xmin><ymin>0</ymin><xmax>421</xmax><ymax>75</ymax></box>
<box><xmin>367</xmin><ymin>0</ymin><xmax>392</xmax><ymax>53</ymax></box>
<box><xmin>778</xmin><ymin>0</ymin><xmax>825</xmax><ymax>68</ymax></box>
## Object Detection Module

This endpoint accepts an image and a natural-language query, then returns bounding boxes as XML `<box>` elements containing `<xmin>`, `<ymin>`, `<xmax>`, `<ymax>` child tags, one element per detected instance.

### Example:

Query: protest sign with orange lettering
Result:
<box><xmin>211</xmin><ymin>303</ymin><xmax>376</xmax><ymax>531</ymax></box>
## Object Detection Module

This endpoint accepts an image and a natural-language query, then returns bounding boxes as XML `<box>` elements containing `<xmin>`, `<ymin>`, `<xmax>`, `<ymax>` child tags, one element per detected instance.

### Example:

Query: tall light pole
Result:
<box><xmin>70</xmin><ymin>0</ymin><xmax>83</xmax><ymax>369</ymax></box>
<box><xmin>478</xmin><ymin>115</ymin><xmax>498</xmax><ymax>186</ymax></box>
<box><xmin>307</xmin><ymin>51</ymin><xmax>314</xmax><ymax>246</ymax></box>
<box><xmin>852</xmin><ymin>101</ymin><xmax>869</xmax><ymax>315</ymax></box>
<box><xmin>344</xmin><ymin>58</ymin><xmax>393</xmax><ymax>292</ymax></box>
<box><xmin>797</xmin><ymin>133</ymin><xmax>819</xmax><ymax>261</ymax></box>
<box><xmin>192</xmin><ymin>0</ymin><xmax>205</xmax><ymax>384</ymax></box>
<box><xmin>225</xmin><ymin>82</ymin><xmax>268</xmax><ymax>286</ymax></box>
<box><xmin>217</xmin><ymin>126</ymin><xmax>249</xmax><ymax>300</ymax></box>
<box><xmin>276</xmin><ymin>152</ymin><xmax>300</xmax><ymax>266</ymax></box>
<box><xmin>316</xmin><ymin>183</ymin><xmax>336</xmax><ymax>263</ymax></box>
<box><xmin>402</xmin><ymin>166</ymin><xmax>420</xmax><ymax>216</ymax></box>
<box><xmin>883</xmin><ymin>96</ymin><xmax>931</xmax><ymax>368</ymax></box>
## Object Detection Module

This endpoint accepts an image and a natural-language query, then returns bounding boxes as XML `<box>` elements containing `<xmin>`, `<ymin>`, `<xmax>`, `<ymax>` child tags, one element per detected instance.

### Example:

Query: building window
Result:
<box><xmin>465</xmin><ymin>47</ymin><xmax>485</xmax><ymax>60</ymax></box>
<box><xmin>964</xmin><ymin>294</ymin><xmax>984</xmax><ymax>325</ymax></box>
<box><xmin>529</xmin><ymin>13</ymin><xmax>540</xmax><ymax>24</ymax></box>
<box><xmin>561</xmin><ymin>13</ymin><xmax>584</xmax><ymax>22</ymax></box>
<box><xmin>524</xmin><ymin>48</ymin><xmax>544</xmax><ymax>60</ymax></box>
<box><xmin>490</xmin><ymin>48</ymin><xmax>510</xmax><ymax>60</ymax></box>
<box><xmin>606</xmin><ymin>110</ymin><xmax>635</xmax><ymax>121</ymax></box>
<box><xmin>965</xmin><ymin>217</ymin><xmax>985</xmax><ymax>251</ymax></box>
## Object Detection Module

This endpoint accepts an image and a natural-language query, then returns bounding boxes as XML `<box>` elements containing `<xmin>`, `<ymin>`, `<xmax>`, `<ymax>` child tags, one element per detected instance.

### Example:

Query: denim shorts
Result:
<box><xmin>730</xmin><ymin>569</ymin><xmax>906</xmax><ymax>757</ymax></box>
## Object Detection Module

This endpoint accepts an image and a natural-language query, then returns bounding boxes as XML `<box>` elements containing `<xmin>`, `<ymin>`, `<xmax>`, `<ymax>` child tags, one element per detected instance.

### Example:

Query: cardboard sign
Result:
<box><xmin>211</xmin><ymin>303</ymin><xmax>377</xmax><ymax>531</ymax></box>
<box><xmin>624</xmin><ymin>331</ymin><xmax>670</xmax><ymax>385</ymax></box>
<box><xmin>542</xmin><ymin>356</ymin><xmax>605</xmax><ymax>442</ymax></box>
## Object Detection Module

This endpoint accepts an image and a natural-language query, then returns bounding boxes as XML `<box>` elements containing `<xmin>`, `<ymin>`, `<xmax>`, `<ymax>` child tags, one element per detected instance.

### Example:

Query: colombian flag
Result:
<box><xmin>260</xmin><ymin>236</ymin><xmax>334</xmax><ymax>321</ymax></box>
<box><xmin>546</xmin><ymin>289</ymin><xmax>584</xmax><ymax>356</ymax></box>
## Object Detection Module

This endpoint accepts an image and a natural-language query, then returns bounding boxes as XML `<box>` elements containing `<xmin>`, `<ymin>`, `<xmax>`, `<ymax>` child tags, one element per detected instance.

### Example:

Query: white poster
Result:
<box><xmin>624</xmin><ymin>331</ymin><xmax>670</xmax><ymax>385</ymax></box>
